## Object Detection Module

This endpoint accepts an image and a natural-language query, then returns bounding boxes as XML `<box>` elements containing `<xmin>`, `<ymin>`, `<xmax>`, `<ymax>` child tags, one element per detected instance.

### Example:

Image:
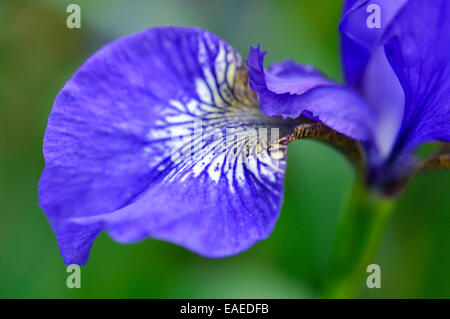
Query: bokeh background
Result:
<box><xmin>0</xmin><ymin>0</ymin><xmax>448</xmax><ymax>298</ymax></box>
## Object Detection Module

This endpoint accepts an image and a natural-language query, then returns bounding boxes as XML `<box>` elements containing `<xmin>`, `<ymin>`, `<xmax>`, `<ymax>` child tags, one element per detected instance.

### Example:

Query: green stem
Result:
<box><xmin>321</xmin><ymin>178</ymin><xmax>396</xmax><ymax>298</ymax></box>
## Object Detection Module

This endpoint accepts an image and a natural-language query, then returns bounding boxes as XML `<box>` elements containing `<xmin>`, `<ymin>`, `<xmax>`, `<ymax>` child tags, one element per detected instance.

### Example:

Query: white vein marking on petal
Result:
<box><xmin>141</xmin><ymin>37</ymin><xmax>292</xmax><ymax>193</ymax></box>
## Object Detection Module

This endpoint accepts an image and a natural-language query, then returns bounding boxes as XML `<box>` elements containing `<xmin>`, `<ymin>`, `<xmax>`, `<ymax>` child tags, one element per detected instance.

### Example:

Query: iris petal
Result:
<box><xmin>246</xmin><ymin>45</ymin><xmax>375</xmax><ymax>141</ymax></box>
<box><xmin>340</xmin><ymin>0</ymin><xmax>408</xmax><ymax>158</ymax></box>
<box><xmin>39</xmin><ymin>27</ymin><xmax>301</xmax><ymax>265</ymax></box>
<box><xmin>383</xmin><ymin>0</ymin><xmax>450</xmax><ymax>154</ymax></box>
<box><xmin>340</xmin><ymin>0</ymin><xmax>407</xmax><ymax>86</ymax></box>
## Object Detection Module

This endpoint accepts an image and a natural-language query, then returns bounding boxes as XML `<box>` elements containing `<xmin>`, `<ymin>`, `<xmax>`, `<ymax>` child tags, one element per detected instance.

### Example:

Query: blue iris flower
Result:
<box><xmin>249</xmin><ymin>0</ymin><xmax>450</xmax><ymax>194</ymax></box>
<box><xmin>340</xmin><ymin>0</ymin><xmax>450</xmax><ymax>193</ymax></box>
<box><xmin>39</xmin><ymin>0</ymin><xmax>449</xmax><ymax>265</ymax></box>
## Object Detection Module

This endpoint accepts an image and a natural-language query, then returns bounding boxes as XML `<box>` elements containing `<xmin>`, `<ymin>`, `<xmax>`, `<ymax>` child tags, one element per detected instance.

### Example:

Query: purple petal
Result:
<box><xmin>383</xmin><ymin>0</ymin><xmax>450</xmax><ymax>153</ymax></box>
<box><xmin>246</xmin><ymin>45</ymin><xmax>375</xmax><ymax>141</ymax></box>
<box><xmin>39</xmin><ymin>27</ymin><xmax>296</xmax><ymax>265</ymax></box>
<box><xmin>340</xmin><ymin>0</ymin><xmax>408</xmax><ymax>158</ymax></box>
<box><xmin>340</xmin><ymin>0</ymin><xmax>407</xmax><ymax>86</ymax></box>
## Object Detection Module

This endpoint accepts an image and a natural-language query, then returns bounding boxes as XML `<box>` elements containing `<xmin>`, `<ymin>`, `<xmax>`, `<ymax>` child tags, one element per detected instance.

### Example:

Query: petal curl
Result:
<box><xmin>246</xmin><ymin>45</ymin><xmax>375</xmax><ymax>141</ymax></box>
<box><xmin>383</xmin><ymin>0</ymin><xmax>450</xmax><ymax>154</ymax></box>
<box><xmin>340</xmin><ymin>0</ymin><xmax>408</xmax><ymax>157</ymax></box>
<box><xmin>39</xmin><ymin>27</ymin><xmax>300</xmax><ymax>265</ymax></box>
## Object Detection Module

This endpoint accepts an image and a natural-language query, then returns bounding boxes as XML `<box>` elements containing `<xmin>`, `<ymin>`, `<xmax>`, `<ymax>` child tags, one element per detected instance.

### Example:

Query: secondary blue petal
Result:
<box><xmin>246</xmin><ymin>45</ymin><xmax>375</xmax><ymax>141</ymax></box>
<box><xmin>340</xmin><ymin>0</ymin><xmax>408</xmax><ymax>158</ymax></box>
<box><xmin>39</xmin><ymin>27</ymin><xmax>298</xmax><ymax>265</ymax></box>
<box><xmin>384</xmin><ymin>0</ymin><xmax>450</xmax><ymax>154</ymax></box>
<box><xmin>340</xmin><ymin>0</ymin><xmax>407</xmax><ymax>86</ymax></box>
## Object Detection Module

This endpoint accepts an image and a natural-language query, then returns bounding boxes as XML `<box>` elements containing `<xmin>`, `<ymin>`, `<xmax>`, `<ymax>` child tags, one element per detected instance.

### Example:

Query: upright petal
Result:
<box><xmin>340</xmin><ymin>0</ymin><xmax>407</xmax><ymax>86</ymax></box>
<box><xmin>39</xmin><ymin>27</ymin><xmax>300</xmax><ymax>265</ymax></box>
<box><xmin>383</xmin><ymin>0</ymin><xmax>450</xmax><ymax>154</ymax></box>
<box><xmin>340</xmin><ymin>0</ymin><xmax>408</xmax><ymax>158</ymax></box>
<box><xmin>246</xmin><ymin>45</ymin><xmax>375</xmax><ymax>141</ymax></box>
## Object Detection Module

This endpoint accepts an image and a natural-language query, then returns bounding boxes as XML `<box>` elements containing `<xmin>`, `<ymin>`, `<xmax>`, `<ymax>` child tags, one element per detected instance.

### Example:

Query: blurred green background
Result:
<box><xmin>0</xmin><ymin>0</ymin><xmax>448</xmax><ymax>298</ymax></box>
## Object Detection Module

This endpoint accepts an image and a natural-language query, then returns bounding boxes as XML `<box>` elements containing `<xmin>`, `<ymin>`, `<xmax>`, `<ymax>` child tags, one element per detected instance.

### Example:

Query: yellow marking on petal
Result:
<box><xmin>150</xmin><ymin>37</ymin><xmax>300</xmax><ymax>193</ymax></box>
<box><xmin>270</xmin><ymin>150</ymin><xmax>284</xmax><ymax>160</ymax></box>
<box><xmin>287</xmin><ymin>122</ymin><xmax>365</xmax><ymax>168</ymax></box>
